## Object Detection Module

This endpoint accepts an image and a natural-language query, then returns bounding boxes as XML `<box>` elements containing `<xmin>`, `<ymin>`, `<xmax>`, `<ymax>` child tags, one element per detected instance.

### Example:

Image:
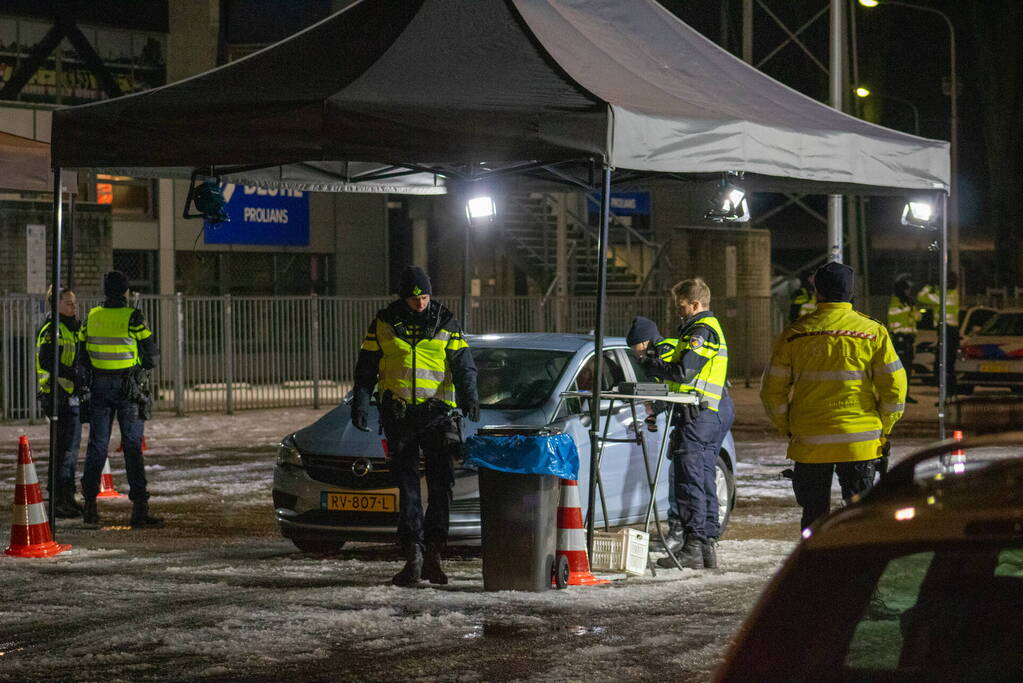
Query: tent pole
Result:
<box><xmin>937</xmin><ymin>191</ymin><xmax>948</xmax><ymax>441</ymax></box>
<box><xmin>66</xmin><ymin>191</ymin><xmax>75</xmax><ymax>289</ymax></box>
<box><xmin>587</xmin><ymin>164</ymin><xmax>611</xmax><ymax>557</ymax></box>
<box><xmin>48</xmin><ymin>168</ymin><xmax>63</xmax><ymax>533</ymax></box>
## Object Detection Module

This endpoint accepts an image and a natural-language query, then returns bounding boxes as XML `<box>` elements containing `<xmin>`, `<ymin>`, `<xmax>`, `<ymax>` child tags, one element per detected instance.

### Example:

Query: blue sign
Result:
<box><xmin>204</xmin><ymin>183</ymin><xmax>310</xmax><ymax>246</ymax></box>
<box><xmin>586</xmin><ymin>191</ymin><xmax>651</xmax><ymax>217</ymax></box>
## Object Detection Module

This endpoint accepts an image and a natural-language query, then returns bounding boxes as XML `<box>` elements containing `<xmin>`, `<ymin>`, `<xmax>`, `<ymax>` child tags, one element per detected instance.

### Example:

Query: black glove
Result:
<box><xmin>881</xmin><ymin>438</ymin><xmax>891</xmax><ymax>459</ymax></box>
<box><xmin>463</xmin><ymin>400</ymin><xmax>480</xmax><ymax>422</ymax></box>
<box><xmin>644</xmin><ymin>414</ymin><xmax>658</xmax><ymax>432</ymax></box>
<box><xmin>351</xmin><ymin>408</ymin><xmax>370</xmax><ymax>432</ymax></box>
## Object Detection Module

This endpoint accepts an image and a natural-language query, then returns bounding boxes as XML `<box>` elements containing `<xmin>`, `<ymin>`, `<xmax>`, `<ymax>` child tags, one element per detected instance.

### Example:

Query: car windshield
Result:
<box><xmin>472</xmin><ymin>347</ymin><xmax>573</xmax><ymax>409</ymax></box>
<box><xmin>977</xmin><ymin>312</ymin><xmax>1023</xmax><ymax>336</ymax></box>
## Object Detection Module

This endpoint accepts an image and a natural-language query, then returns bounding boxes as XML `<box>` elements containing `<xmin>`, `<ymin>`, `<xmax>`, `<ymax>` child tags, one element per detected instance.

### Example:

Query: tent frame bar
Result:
<box><xmin>48</xmin><ymin>167</ymin><xmax>63</xmax><ymax>533</ymax></box>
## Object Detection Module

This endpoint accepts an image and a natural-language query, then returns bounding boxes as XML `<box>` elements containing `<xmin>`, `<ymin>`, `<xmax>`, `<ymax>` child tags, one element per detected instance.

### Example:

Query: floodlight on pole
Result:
<box><xmin>465</xmin><ymin>195</ymin><xmax>497</xmax><ymax>222</ymax></box>
<box><xmin>704</xmin><ymin>173</ymin><xmax>750</xmax><ymax>223</ymax></box>
<box><xmin>901</xmin><ymin>199</ymin><xmax>937</xmax><ymax>229</ymax></box>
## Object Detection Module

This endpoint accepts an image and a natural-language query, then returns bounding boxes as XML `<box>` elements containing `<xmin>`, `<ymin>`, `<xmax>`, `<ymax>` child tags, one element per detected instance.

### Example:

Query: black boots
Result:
<box><xmin>702</xmin><ymin>538</ymin><xmax>718</xmax><ymax>569</ymax></box>
<box><xmin>131</xmin><ymin>500</ymin><xmax>164</xmax><ymax>529</ymax></box>
<box><xmin>392</xmin><ymin>544</ymin><xmax>424</xmax><ymax>587</ymax></box>
<box><xmin>53</xmin><ymin>483</ymin><xmax>81</xmax><ymax>519</ymax></box>
<box><xmin>82</xmin><ymin>498</ymin><xmax>101</xmax><ymax>528</ymax></box>
<box><xmin>657</xmin><ymin>535</ymin><xmax>709</xmax><ymax>570</ymax></box>
<box><xmin>661</xmin><ymin>520</ymin><xmax>685</xmax><ymax>555</ymax></box>
<box><xmin>421</xmin><ymin>544</ymin><xmax>448</xmax><ymax>585</ymax></box>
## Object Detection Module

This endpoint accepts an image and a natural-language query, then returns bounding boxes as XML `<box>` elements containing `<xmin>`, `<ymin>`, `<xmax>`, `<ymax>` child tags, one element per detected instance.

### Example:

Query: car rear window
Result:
<box><xmin>472</xmin><ymin>348</ymin><xmax>572</xmax><ymax>410</ymax></box>
<box><xmin>978</xmin><ymin>312</ymin><xmax>1023</xmax><ymax>336</ymax></box>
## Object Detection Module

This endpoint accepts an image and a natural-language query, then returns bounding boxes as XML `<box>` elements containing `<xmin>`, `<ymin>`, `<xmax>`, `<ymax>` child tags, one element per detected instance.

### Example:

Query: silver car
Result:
<box><xmin>273</xmin><ymin>333</ymin><xmax>738</xmax><ymax>553</ymax></box>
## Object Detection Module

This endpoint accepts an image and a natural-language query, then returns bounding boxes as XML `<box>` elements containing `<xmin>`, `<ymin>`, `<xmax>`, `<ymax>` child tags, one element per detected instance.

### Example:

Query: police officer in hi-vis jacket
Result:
<box><xmin>351</xmin><ymin>266</ymin><xmax>478</xmax><ymax>587</ymax></box>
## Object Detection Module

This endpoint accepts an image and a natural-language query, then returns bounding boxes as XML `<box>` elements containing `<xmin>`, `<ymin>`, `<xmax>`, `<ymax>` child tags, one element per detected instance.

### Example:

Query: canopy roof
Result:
<box><xmin>51</xmin><ymin>0</ymin><xmax>949</xmax><ymax>195</ymax></box>
<box><xmin>0</xmin><ymin>131</ymin><xmax>76</xmax><ymax>193</ymax></box>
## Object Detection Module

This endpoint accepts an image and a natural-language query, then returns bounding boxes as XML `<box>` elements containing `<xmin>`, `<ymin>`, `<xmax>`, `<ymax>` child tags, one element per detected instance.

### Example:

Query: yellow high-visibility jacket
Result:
<box><xmin>760</xmin><ymin>302</ymin><xmax>907</xmax><ymax>464</ymax></box>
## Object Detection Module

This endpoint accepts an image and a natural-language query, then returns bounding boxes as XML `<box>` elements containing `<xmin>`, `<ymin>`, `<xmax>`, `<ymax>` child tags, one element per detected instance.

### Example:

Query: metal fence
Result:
<box><xmin>2</xmin><ymin>293</ymin><xmax>782</xmax><ymax>421</ymax></box>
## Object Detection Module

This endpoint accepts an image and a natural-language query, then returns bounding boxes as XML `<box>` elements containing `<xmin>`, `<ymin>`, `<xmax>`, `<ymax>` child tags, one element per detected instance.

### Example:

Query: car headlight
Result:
<box><xmin>277</xmin><ymin>437</ymin><xmax>304</xmax><ymax>467</ymax></box>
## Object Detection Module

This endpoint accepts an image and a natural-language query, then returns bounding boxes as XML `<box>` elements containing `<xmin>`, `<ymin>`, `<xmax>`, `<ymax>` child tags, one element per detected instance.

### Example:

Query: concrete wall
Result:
<box><xmin>0</xmin><ymin>200</ymin><xmax>112</xmax><ymax>295</ymax></box>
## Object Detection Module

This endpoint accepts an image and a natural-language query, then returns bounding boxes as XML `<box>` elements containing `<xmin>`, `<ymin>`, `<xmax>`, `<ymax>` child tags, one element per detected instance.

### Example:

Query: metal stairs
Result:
<box><xmin>500</xmin><ymin>193</ymin><xmax>656</xmax><ymax>296</ymax></box>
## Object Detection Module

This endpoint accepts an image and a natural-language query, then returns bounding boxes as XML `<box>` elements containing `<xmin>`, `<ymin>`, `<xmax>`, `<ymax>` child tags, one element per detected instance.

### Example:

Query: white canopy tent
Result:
<box><xmin>47</xmin><ymin>0</ymin><xmax>952</xmax><ymax>545</ymax></box>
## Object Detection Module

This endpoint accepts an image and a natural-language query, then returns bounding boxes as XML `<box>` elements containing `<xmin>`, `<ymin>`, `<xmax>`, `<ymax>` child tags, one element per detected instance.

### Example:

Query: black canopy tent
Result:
<box><xmin>48</xmin><ymin>0</ymin><xmax>951</xmax><ymax>549</ymax></box>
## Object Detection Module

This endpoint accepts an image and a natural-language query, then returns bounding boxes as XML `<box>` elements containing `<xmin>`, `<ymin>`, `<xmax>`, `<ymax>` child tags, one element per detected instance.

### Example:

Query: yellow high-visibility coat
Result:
<box><xmin>760</xmin><ymin>302</ymin><xmax>907</xmax><ymax>463</ymax></box>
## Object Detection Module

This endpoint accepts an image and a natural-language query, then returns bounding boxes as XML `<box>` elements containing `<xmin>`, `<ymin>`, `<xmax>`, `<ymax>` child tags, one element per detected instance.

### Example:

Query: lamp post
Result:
<box><xmin>854</xmin><ymin>86</ymin><xmax>920</xmax><ymax>135</ymax></box>
<box><xmin>464</xmin><ymin>194</ymin><xmax>496</xmax><ymax>329</ymax></box>
<box><xmin>858</xmin><ymin>0</ymin><xmax>959</xmax><ymax>276</ymax></box>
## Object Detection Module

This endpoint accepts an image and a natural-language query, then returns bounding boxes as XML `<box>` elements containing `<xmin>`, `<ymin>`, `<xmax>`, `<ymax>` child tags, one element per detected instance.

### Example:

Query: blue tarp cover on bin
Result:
<box><xmin>465</xmin><ymin>434</ymin><xmax>579</xmax><ymax>480</ymax></box>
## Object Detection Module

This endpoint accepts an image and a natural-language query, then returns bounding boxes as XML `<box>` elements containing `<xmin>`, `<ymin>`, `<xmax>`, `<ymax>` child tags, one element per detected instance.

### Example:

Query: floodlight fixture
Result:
<box><xmin>704</xmin><ymin>173</ymin><xmax>750</xmax><ymax>223</ymax></box>
<box><xmin>183</xmin><ymin>169</ymin><xmax>229</xmax><ymax>224</ymax></box>
<box><xmin>465</xmin><ymin>195</ymin><xmax>497</xmax><ymax>223</ymax></box>
<box><xmin>854</xmin><ymin>86</ymin><xmax>871</xmax><ymax>98</ymax></box>
<box><xmin>901</xmin><ymin>200</ymin><xmax>938</xmax><ymax>229</ymax></box>
<box><xmin>858</xmin><ymin>0</ymin><xmax>879</xmax><ymax>7</ymax></box>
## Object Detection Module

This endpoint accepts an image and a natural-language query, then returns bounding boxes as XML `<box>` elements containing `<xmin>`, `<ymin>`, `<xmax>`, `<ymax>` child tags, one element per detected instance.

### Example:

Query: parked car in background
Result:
<box><xmin>957</xmin><ymin>308</ymin><xmax>1023</xmax><ymax>394</ymax></box>
<box><xmin>273</xmin><ymin>333</ymin><xmax>738</xmax><ymax>553</ymax></box>
<box><xmin>913</xmin><ymin>305</ymin><xmax>998</xmax><ymax>383</ymax></box>
<box><xmin>714</xmin><ymin>433</ymin><xmax>1023</xmax><ymax>682</ymax></box>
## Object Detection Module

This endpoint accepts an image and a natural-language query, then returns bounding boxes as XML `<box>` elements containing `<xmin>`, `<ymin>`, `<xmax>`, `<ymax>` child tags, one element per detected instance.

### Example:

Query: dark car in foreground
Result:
<box><xmin>714</xmin><ymin>432</ymin><xmax>1023</xmax><ymax>683</ymax></box>
<box><xmin>273</xmin><ymin>333</ymin><xmax>738</xmax><ymax>553</ymax></box>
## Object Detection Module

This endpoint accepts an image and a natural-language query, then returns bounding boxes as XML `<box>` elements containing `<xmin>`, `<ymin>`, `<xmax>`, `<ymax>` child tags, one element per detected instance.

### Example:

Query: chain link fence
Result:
<box><xmin>2</xmin><ymin>293</ymin><xmax>781</xmax><ymax>421</ymax></box>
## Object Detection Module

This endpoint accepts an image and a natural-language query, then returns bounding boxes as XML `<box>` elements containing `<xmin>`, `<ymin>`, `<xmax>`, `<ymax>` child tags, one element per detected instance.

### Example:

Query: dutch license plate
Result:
<box><xmin>321</xmin><ymin>490</ymin><xmax>397</xmax><ymax>513</ymax></box>
<box><xmin>980</xmin><ymin>361</ymin><xmax>1010</xmax><ymax>373</ymax></box>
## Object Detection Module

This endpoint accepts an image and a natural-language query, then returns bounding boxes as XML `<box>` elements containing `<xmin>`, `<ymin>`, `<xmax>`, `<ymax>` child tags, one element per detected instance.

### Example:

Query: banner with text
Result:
<box><xmin>204</xmin><ymin>183</ymin><xmax>310</xmax><ymax>246</ymax></box>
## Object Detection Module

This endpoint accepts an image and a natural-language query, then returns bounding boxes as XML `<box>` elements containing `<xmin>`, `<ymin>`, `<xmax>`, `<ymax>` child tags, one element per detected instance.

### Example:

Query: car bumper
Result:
<box><xmin>957</xmin><ymin>359</ymin><xmax>1023</xmax><ymax>386</ymax></box>
<box><xmin>272</xmin><ymin>462</ymin><xmax>482</xmax><ymax>545</ymax></box>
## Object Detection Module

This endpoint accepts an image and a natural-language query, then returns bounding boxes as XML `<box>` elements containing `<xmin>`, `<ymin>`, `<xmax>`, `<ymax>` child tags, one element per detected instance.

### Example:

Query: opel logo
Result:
<box><xmin>352</xmin><ymin>458</ymin><xmax>373</xmax><ymax>478</ymax></box>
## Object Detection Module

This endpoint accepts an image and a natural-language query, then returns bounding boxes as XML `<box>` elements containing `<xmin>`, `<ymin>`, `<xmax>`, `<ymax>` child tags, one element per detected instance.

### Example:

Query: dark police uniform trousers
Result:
<box><xmin>381</xmin><ymin>402</ymin><xmax>460</xmax><ymax>551</ymax></box>
<box><xmin>82</xmin><ymin>373</ymin><xmax>148</xmax><ymax>502</ymax></box>
<box><xmin>671</xmin><ymin>392</ymin><xmax>734</xmax><ymax>540</ymax></box>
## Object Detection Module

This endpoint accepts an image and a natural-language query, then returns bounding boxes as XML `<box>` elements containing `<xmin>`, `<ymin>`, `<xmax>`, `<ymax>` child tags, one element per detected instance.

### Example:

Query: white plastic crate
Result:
<box><xmin>590</xmin><ymin>528</ymin><xmax>649</xmax><ymax>576</ymax></box>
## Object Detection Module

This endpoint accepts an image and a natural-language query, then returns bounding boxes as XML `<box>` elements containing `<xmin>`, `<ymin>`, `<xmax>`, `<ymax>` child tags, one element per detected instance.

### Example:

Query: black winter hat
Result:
<box><xmin>812</xmin><ymin>262</ymin><xmax>854</xmax><ymax>303</ymax></box>
<box><xmin>398</xmin><ymin>266</ymin><xmax>432</xmax><ymax>298</ymax></box>
<box><xmin>626</xmin><ymin>316</ymin><xmax>660</xmax><ymax>346</ymax></box>
<box><xmin>103</xmin><ymin>270</ymin><xmax>129</xmax><ymax>297</ymax></box>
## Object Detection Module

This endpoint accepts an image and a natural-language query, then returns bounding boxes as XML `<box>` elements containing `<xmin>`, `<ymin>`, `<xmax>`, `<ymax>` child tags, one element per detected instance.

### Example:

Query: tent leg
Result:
<box><xmin>587</xmin><ymin>164</ymin><xmax>611</xmax><ymax>557</ymax></box>
<box><xmin>48</xmin><ymin>168</ymin><xmax>63</xmax><ymax>534</ymax></box>
<box><xmin>937</xmin><ymin>191</ymin><xmax>948</xmax><ymax>442</ymax></box>
<box><xmin>67</xmin><ymin>192</ymin><xmax>75</xmax><ymax>289</ymax></box>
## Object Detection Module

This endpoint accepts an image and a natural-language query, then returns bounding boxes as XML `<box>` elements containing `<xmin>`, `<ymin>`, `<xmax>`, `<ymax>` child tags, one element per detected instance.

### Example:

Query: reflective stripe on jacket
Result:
<box><xmin>360</xmin><ymin>315</ymin><xmax>468</xmax><ymax>407</ymax></box>
<box><xmin>84</xmin><ymin>306</ymin><xmax>148</xmax><ymax>371</ymax></box>
<box><xmin>666</xmin><ymin>315</ymin><xmax>728</xmax><ymax>411</ymax></box>
<box><xmin>760</xmin><ymin>302</ymin><xmax>907</xmax><ymax>464</ymax></box>
<box><xmin>35</xmin><ymin>317</ymin><xmax>78</xmax><ymax>395</ymax></box>
<box><xmin>917</xmin><ymin>285</ymin><xmax>959</xmax><ymax>327</ymax></box>
<box><xmin>886</xmin><ymin>295</ymin><xmax>920</xmax><ymax>335</ymax></box>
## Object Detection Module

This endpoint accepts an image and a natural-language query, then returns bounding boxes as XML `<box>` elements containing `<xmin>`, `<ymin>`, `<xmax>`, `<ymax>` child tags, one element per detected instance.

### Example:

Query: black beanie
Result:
<box><xmin>398</xmin><ymin>266</ymin><xmax>432</xmax><ymax>298</ymax></box>
<box><xmin>626</xmin><ymin>316</ymin><xmax>660</xmax><ymax>346</ymax></box>
<box><xmin>813</xmin><ymin>262</ymin><xmax>854</xmax><ymax>302</ymax></box>
<box><xmin>103</xmin><ymin>270</ymin><xmax>129</xmax><ymax>297</ymax></box>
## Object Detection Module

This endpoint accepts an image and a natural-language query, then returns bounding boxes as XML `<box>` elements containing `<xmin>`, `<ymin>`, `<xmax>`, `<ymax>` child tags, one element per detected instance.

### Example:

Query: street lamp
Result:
<box><xmin>463</xmin><ymin>192</ymin><xmax>496</xmax><ymax>329</ymax></box>
<box><xmin>858</xmin><ymin>0</ymin><xmax>959</xmax><ymax>276</ymax></box>
<box><xmin>854</xmin><ymin>86</ymin><xmax>920</xmax><ymax>135</ymax></box>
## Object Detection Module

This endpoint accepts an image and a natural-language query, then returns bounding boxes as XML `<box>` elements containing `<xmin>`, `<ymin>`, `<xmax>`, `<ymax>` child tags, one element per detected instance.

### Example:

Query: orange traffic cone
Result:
<box><xmin>555</xmin><ymin>479</ymin><xmax>609</xmax><ymax>586</ymax></box>
<box><xmin>5</xmin><ymin>436</ymin><xmax>71</xmax><ymax>558</ymax></box>
<box><xmin>950</xmin><ymin>430</ymin><xmax>966</xmax><ymax>473</ymax></box>
<box><xmin>96</xmin><ymin>456</ymin><xmax>126</xmax><ymax>499</ymax></box>
<box><xmin>116</xmin><ymin>436</ymin><xmax>148</xmax><ymax>453</ymax></box>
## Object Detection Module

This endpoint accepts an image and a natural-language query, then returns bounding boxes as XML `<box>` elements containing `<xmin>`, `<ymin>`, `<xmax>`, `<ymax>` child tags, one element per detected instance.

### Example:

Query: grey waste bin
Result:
<box><xmin>474</xmin><ymin>426</ymin><xmax>563</xmax><ymax>592</ymax></box>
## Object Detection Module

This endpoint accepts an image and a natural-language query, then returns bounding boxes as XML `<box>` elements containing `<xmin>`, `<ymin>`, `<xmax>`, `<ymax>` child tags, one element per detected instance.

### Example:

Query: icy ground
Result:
<box><xmin>0</xmin><ymin>399</ymin><xmax>988</xmax><ymax>682</ymax></box>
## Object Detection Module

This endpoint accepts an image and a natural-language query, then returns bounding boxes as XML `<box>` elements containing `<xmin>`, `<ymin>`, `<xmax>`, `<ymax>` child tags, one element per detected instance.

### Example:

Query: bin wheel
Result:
<box><xmin>553</xmin><ymin>555</ymin><xmax>570</xmax><ymax>589</ymax></box>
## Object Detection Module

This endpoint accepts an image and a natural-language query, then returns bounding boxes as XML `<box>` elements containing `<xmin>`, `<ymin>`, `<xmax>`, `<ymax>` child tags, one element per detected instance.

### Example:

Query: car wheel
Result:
<box><xmin>291</xmin><ymin>538</ymin><xmax>346</xmax><ymax>555</ymax></box>
<box><xmin>716</xmin><ymin>453</ymin><xmax>735</xmax><ymax>536</ymax></box>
